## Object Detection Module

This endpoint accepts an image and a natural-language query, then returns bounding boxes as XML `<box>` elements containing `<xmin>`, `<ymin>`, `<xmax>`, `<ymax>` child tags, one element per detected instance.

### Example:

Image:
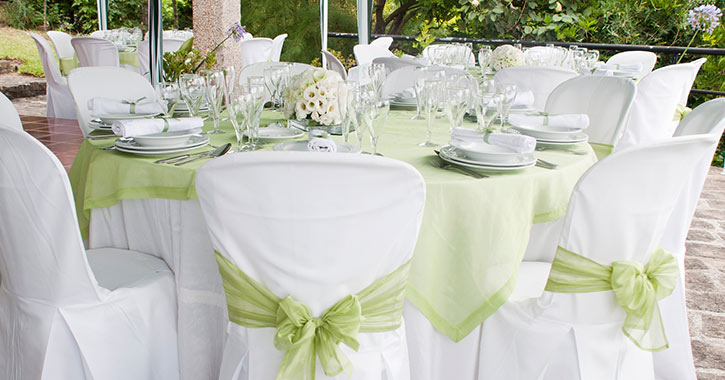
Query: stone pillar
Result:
<box><xmin>192</xmin><ymin>0</ymin><xmax>242</xmax><ymax>71</ymax></box>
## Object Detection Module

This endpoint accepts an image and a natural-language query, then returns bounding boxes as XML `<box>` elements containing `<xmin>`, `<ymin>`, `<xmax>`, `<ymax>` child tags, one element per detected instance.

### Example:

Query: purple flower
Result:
<box><xmin>228</xmin><ymin>22</ymin><xmax>247</xmax><ymax>42</ymax></box>
<box><xmin>687</xmin><ymin>4</ymin><xmax>722</xmax><ymax>34</ymax></box>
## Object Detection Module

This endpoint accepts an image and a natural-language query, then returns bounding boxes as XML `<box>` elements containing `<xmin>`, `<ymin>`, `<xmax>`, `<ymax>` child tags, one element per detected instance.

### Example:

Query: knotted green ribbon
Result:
<box><xmin>545</xmin><ymin>246</ymin><xmax>677</xmax><ymax>351</ymax></box>
<box><xmin>122</xmin><ymin>96</ymin><xmax>147</xmax><ymax>114</ymax></box>
<box><xmin>215</xmin><ymin>251</ymin><xmax>410</xmax><ymax>380</ymax></box>
<box><xmin>673</xmin><ymin>104</ymin><xmax>692</xmax><ymax>122</ymax></box>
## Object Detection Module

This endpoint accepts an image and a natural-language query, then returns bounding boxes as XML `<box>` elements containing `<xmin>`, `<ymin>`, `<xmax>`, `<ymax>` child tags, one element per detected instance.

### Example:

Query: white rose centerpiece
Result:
<box><xmin>490</xmin><ymin>45</ymin><xmax>524</xmax><ymax>71</ymax></box>
<box><xmin>283</xmin><ymin>68</ymin><xmax>344</xmax><ymax>126</ymax></box>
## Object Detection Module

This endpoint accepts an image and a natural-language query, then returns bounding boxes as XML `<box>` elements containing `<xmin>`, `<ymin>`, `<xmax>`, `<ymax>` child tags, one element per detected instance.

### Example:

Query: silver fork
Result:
<box><xmin>429</xmin><ymin>158</ymin><xmax>488</xmax><ymax>178</ymax></box>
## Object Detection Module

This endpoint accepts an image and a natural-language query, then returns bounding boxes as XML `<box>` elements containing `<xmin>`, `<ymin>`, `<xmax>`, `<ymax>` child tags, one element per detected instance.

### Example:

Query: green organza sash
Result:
<box><xmin>544</xmin><ymin>246</ymin><xmax>678</xmax><ymax>351</ymax></box>
<box><xmin>215</xmin><ymin>251</ymin><xmax>410</xmax><ymax>380</ymax></box>
<box><xmin>589</xmin><ymin>142</ymin><xmax>613</xmax><ymax>160</ymax></box>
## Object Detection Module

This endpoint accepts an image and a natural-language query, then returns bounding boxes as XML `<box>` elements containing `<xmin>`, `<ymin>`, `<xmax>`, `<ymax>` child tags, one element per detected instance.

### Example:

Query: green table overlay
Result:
<box><xmin>69</xmin><ymin>109</ymin><xmax>597</xmax><ymax>341</ymax></box>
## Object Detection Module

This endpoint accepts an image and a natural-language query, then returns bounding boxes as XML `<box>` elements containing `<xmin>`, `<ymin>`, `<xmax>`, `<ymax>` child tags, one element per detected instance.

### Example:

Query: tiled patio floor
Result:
<box><xmin>15</xmin><ymin>115</ymin><xmax>725</xmax><ymax>379</ymax></box>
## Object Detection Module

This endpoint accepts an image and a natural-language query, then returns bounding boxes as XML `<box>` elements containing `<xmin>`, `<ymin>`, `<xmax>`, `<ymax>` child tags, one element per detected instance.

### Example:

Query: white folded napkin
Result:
<box><xmin>508</xmin><ymin>113</ymin><xmax>589</xmax><ymax>131</ymax></box>
<box><xmin>597</xmin><ymin>63</ymin><xmax>643</xmax><ymax>72</ymax></box>
<box><xmin>88</xmin><ymin>97</ymin><xmax>165</xmax><ymax>115</ymax></box>
<box><xmin>513</xmin><ymin>90</ymin><xmax>535</xmax><ymax>107</ymax></box>
<box><xmin>451</xmin><ymin>127</ymin><xmax>536</xmax><ymax>154</ymax></box>
<box><xmin>307</xmin><ymin>137</ymin><xmax>337</xmax><ymax>153</ymax></box>
<box><xmin>592</xmin><ymin>68</ymin><xmax>615</xmax><ymax>77</ymax></box>
<box><xmin>112</xmin><ymin>117</ymin><xmax>204</xmax><ymax>137</ymax></box>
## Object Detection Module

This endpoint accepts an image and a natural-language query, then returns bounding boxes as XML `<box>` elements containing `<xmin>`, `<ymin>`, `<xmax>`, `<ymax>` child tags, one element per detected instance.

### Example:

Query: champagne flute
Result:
<box><xmin>263</xmin><ymin>65</ymin><xmax>285</xmax><ymax>110</ymax></box>
<box><xmin>337</xmin><ymin>81</ymin><xmax>353</xmax><ymax>143</ymax></box>
<box><xmin>419</xmin><ymin>79</ymin><xmax>441</xmax><ymax>147</ymax></box>
<box><xmin>221</xmin><ymin>66</ymin><xmax>236</xmax><ymax>121</ymax></box>
<box><xmin>478</xmin><ymin>46</ymin><xmax>492</xmax><ymax>76</ymax></box>
<box><xmin>228</xmin><ymin>92</ymin><xmax>248</xmax><ymax>152</ymax></box>
<box><xmin>178</xmin><ymin>74</ymin><xmax>205</xmax><ymax>118</ymax></box>
<box><xmin>412</xmin><ymin>69</ymin><xmax>427</xmax><ymax>120</ymax></box>
<box><xmin>240</xmin><ymin>84</ymin><xmax>266</xmax><ymax>150</ymax></box>
<box><xmin>366</xmin><ymin>100</ymin><xmax>390</xmax><ymax>156</ymax></box>
<box><xmin>201</xmin><ymin>69</ymin><xmax>226</xmax><ymax>134</ymax></box>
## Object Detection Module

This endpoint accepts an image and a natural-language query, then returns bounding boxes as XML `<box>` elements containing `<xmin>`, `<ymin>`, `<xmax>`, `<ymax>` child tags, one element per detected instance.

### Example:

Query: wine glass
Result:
<box><xmin>478</xmin><ymin>46</ymin><xmax>492</xmax><ymax>75</ymax></box>
<box><xmin>221</xmin><ymin>66</ymin><xmax>236</xmax><ymax>121</ymax></box>
<box><xmin>337</xmin><ymin>81</ymin><xmax>355</xmax><ymax>143</ymax></box>
<box><xmin>264</xmin><ymin>65</ymin><xmax>285</xmax><ymax>110</ymax></box>
<box><xmin>155</xmin><ymin>82</ymin><xmax>180</xmax><ymax>117</ymax></box>
<box><xmin>201</xmin><ymin>69</ymin><xmax>226</xmax><ymax>134</ymax></box>
<box><xmin>419</xmin><ymin>79</ymin><xmax>441</xmax><ymax>147</ymax></box>
<box><xmin>240</xmin><ymin>84</ymin><xmax>266</xmax><ymax>150</ymax></box>
<box><xmin>178</xmin><ymin>74</ymin><xmax>205</xmax><ymax>118</ymax></box>
<box><xmin>227</xmin><ymin>92</ymin><xmax>248</xmax><ymax>152</ymax></box>
<box><xmin>494</xmin><ymin>83</ymin><xmax>517</xmax><ymax>128</ymax></box>
<box><xmin>473</xmin><ymin>92</ymin><xmax>496</xmax><ymax>132</ymax></box>
<box><xmin>365</xmin><ymin>100</ymin><xmax>390</xmax><ymax>156</ymax></box>
<box><xmin>412</xmin><ymin>68</ymin><xmax>427</xmax><ymax>121</ymax></box>
<box><xmin>444</xmin><ymin>86</ymin><xmax>470</xmax><ymax>132</ymax></box>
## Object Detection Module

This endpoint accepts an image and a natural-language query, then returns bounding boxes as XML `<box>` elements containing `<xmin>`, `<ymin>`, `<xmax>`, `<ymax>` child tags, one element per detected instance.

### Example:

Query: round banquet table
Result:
<box><xmin>68</xmin><ymin>109</ymin><xmax>597</xmax><ymax>380</ymax></box>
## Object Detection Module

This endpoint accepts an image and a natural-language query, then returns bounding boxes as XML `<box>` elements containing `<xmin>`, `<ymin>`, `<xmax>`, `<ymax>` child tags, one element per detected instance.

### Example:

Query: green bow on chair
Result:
<box><xmin>214</xmin><ymin>251</ymin><xmax>410</xmax><ymax>380</ymax></box>
<box><xmin>545</xmin><ymin>246</ymin><xmax>678</xmax><ymax>351</ymax></box>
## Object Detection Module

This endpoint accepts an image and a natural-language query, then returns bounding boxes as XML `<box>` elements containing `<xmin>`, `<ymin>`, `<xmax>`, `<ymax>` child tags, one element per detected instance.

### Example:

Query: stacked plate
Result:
<box><xmin>89</xmin><ymin>118</ymin><xmax>113</xmax><ymax>131</ymax></box>
<box><xmin>438</xmin><ymin>142</ymin><xmax>536</xmax><ymax>172</ymax></box>
<box><xmin>390</xmin><ymin>92</ymin><xmax>417</xmax><ymax>109</ymax></box>
<box><xmin>273</xmin><ymin>140</ymin><xmax>361</xmax><ymax>153</ymax></box>
<box><xmin>114</xmin><ymin>129</ymin><xmax>209</xmax><ymax>156</ymax></box>
<box><xmin>174</xmin><ymin>100</ymin><xmax>209</xmax><ymax>116</ymax></box>
<box><xmin>244</xmin><ymin>126</ymin><xmax>304</xmax><ymax>141</ymax></box>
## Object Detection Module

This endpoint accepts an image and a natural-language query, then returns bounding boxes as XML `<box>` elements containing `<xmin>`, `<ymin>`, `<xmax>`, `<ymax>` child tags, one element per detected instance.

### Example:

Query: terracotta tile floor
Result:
<box><xmin>21</xmin><ymin>116</ymin><xmax>83</xmax><ymax>171</ymax></box>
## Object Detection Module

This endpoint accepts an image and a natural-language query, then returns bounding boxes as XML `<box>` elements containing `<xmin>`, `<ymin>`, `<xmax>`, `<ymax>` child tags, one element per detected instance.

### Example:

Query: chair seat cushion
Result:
<box><xmin>510</xmin><ymin>261</ymin><xmax>552</xmax><ymax>301</ymax></box>
<box><xmin>87</xmin><ymin>247</ymin><xmax>172</xmax><ymax>291</ymax></box>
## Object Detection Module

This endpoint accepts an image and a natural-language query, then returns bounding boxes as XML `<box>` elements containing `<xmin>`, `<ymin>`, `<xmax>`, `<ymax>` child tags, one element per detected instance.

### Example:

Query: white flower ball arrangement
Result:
<box><xmin>282</xmin><ymin>68</ymin><xmax>344</xmax><ymax>126</ymax></box>
<box><xmin>490</xmin><ymin>45</ymin><xmax>525</xmax><ymax>71</ymax></box>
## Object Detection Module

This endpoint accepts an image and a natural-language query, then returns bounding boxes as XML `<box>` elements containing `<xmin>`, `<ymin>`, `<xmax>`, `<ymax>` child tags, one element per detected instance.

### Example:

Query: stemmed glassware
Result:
<box><xmin>494</xmin><ymin>83</ymin><xmax>517</xmax><ymax>128</ymax></box>
<box><xmin>240</xmin><ymin>84</ymin><xmax>266</xmax><ymax>150</ymax></box>
<box><xmin>443</xmin><ymin>86</ymin><xmax>470</xmax><ymax>132</ymax></box>
<box><xmin>362</xmin><ymin>63</ymin><xmax>385</xmax><ymax>100</ymax></box>
<box><xmin>178</xmin><ymin>74</ymin><xmax>205</xmax><ymax>118</ymax></box>
<box><xmin>263</xmin><ymin>64</ymin><xmax>286</xmax><ymax>111</ymax></box>
<box><xmin>201</xmin><ymin>69</ymin><xmax>226</xmax><ymax>134</ymax></box>
<box><xmin>419</xmin><ymin>79</ymin><xmax>441</xmax><ymax>147</ymax></box>
<box><xmin>363</xmin><ymin>100</ymin><xmax>390</xmax><ymax>156</ymax></box>
<box><xmin>473</xmin><ymin>77</ymin><xmax>497</xmax><ymax>132</ymax></box>
<box><xmin>478</xmin><ymin>46</ymin><xmax>492</xmax><ymax>75</ymax></box>
<box><xmin>227</xmin><ymin>92</ymin><xmax>247</xmax><ymax>152</ymax></box>
<box><xmin>412</xmin><ymin>70</ymin><xmax>427</xmax><ymax>121</ymax></box>
<box><xmin>155</xmin><ymin>82</ymin><xmax>180</xmax><ymax>117</ymax></box>
<box><xmin>221</xmin><ymin>66</ymin><xmax>236</xmax><ymax>121</ymax></box>
<box><xmin>337</xmin><ymin>80</ymin><xmax>358</xmax><ymax>143</ymax></box>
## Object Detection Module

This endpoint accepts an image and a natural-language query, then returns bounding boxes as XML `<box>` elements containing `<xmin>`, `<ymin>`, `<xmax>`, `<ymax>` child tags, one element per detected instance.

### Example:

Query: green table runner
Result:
<box><xmin>69</xmin><ymin>110</ymin><xmax>596</xmax><ymax>341</ymax></box>
<box><xmin>60</xmin><ymin>50</ymin><xmax>140</xmax><ymax>75</ymax></box>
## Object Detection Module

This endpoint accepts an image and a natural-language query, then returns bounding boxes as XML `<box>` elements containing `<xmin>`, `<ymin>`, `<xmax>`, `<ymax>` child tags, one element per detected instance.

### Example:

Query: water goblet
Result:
<box><xmin>412</xmin><ymin>69</ymin><xmax>427</xmax><ymax>121</ymax></box>
<box><xmin>240</xmin><ymin>84</ymin><xmax>266</xmax><ymax>150</ymax></box>
<box><xmin>473</xmin><ymin>92</ymin><xmax>497</xmax><ymax>132</ymax></box>
<box><xmin>444</xmin><ymin>86</ymin><xmax>471</xmax><ymax>132</ymax></box>
<box><xmin>201</xmin><ymin>69</ymin><xmax>226</xmax><ymax>134</ymax></box>
<box><xmin>263</xmin><ymin>65</ymin><xmax>285</xmax><ymax>110</ymax></box>
<box><xmin>494</xmin><ymin>83</ymin><xmax>517</xmax><ymax>128</ymax></box>
<box><xmin>178</xmin><ymin>74</ymin><xmax>206</xmax><ymax>118</ymax></box>
<box><xmin>365</xmin><ymin>100</ymin><xmax>390</xmax><ymax>156</ymax></box>
<box><xmin>419</xmin><ymin>79</ymin><xmax>441</xmax><ymax>147</ymax></box>
<box><xmin>155</xmin><ymin>82</ymin><xmax>180</xmax><ymax>117</ymax></box>
<box><xmin>227</xmin><ymin>92</ymin><xmax>248</xmax><ymax>152</ymax></box>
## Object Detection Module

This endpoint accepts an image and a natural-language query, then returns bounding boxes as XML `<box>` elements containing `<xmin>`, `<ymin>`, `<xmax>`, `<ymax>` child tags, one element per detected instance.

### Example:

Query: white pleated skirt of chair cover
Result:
<box><xmin>29</xmin><ymin>33</ymin><xmax>77</xmax><ymax>119</ymax></box>
<box><xmin>477</xmin><ymin>133</ymin><xmax>720</xmax><ymax>380</ymax></box>
<box><xmin>195</xmin><ymin>151</ymin><xmax>426</xmax><ymax>380</ymax></box>
<box><xmin>0</xmin><ymin>127</ymin><xmax>179</xmax><ymax>380</ymax></box>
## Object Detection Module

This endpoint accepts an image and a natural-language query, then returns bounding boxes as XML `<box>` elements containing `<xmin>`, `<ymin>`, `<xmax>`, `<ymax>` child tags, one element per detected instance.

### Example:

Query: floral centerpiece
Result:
<box><xmin>490</xmin><ymin>44</ymin><xmax>524</xmax><ymax>71</ymax></box>
<box><xmin>282</xmin><ymin>68</ymin><xmax>344</xmax><ymax>126</ymax></box>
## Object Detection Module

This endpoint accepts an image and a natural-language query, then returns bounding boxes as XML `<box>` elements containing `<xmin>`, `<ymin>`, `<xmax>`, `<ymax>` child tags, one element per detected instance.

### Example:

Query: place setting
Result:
<box><xmin>507</xmin><ymin>112</ymin><xmax>590</xmax><ymax>146</ymax></box>
<box><xmin>435</xmin><ymin>127</ymin><xmax>538</xmax><ymax>174</ymax></box>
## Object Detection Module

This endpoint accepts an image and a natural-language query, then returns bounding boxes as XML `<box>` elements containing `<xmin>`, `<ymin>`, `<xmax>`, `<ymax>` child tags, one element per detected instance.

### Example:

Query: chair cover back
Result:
<box><xmin>137</xmin><ymin>38</ymin><xmax>185</xmax><ymax>80</ymax></box>
<box><xmin>195</xmin><ymin>151</ymin><xmax>425</xmax><ymax>380</ymax></box>
<box><xmin>353</xmin><ymin>42</ymin><xmax>395</xmax><ymax>65</ymax></box>
<box><xmin>0</xmin><ymin>91</ymin><xmax>22</xmax><ymax>130</ymax></box>
<box><xmin>322</xmin><ymin>50</ymin><xmax>347</xmax><ymax>80</ymax></box>
<box><xmin>676</xmin><ymin>58</ymin><xmax>706</xmax><ymax>105</ymax></box>
<box><xmin>545</xmin><ymin>75</ymin><xmax>636</xmax><ymax>155</ymax></box>
<box><xmin>381</xmin><ymin>66</ymin><xmax>424</xmax><ymax>99</ymax></box>
<box><xmin>71</xmin><ymin>37</ymin><xmax>120</xmax><ymax>67</ymax></box>
<box><xmin>373</xmin><ymin>56</ymin><xmax>422</xmax><ymax>76</ymax></box>
<box><xmin>240</xmin><ymin>38</ymin><xmax>273</xmax><ymax>69</ymax></box>
<box><xmin>47</xmin><ymin>31</ymin><xmax>75</xmax><ymax>59</ymax></box>
<box><xmin>89</xmin><ymin>30</ymin><xmax>104</xmax><ymax>38</ymax></box>
<box><xmin>494</xmin><ymin>66</ymin><xmax>577</xmax><ymax>112</ymax></box>
<box><xmin>478</xmin><ymin>134</ymin><xmax>718</xmax><ymax>380</ymax></box>
<box><xmin>607</xmin><ymin>51</ymin><xmax>658</xmax><ymax>76</ymax></box>
<box><xmin>67</xmin><ymin>67</ymin><xmax>157</xmax><ymax>136</ymax></box>
<box><xmin>269</xmin><ymin>34</ymin><xmax>288</xmax><ymax>62</ymax></box>
<box><xmin>29</xmin><ymin>33</ymin><xmax>77</xmax><ymax>119</ymax></box>
<box><xmin>651</xmin><ymin>98</ymin><xmax>725</xmax><ymax>380</ymax></box>
<box><xmin>369</xmin><ymin>37</ymin><xmax>393</xmax><ymax>49</ymax></box>
<box><xmin>617</xmin><ymin>61</ymin><xmax>705</xmax><ymax>150</ymax></box>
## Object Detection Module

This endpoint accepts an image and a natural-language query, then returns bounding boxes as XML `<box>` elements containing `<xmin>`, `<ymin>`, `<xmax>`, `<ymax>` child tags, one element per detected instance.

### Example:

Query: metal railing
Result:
<box><xmin>329</xmin><ymin>32</ymin><xmax>725</xmax><ymax>97</ymax></box>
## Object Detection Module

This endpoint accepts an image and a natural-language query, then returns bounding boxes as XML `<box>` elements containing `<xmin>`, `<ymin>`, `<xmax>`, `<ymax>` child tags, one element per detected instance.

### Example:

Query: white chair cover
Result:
<box><xmin>676</xmin><ymin>58</ymin><xmax>707</xmax><ymax>106</ymax></box>
<box><xmin>0</xmin><ymin>127</ymin><xmax>179</xmax><ymax>380</ymax></box>
<box><xmin>67</xmin><ymin>67</ymin><xmax>157</xmax><ymax>137</ymax></box>
<box><xmin>269</xmin><ymin>34</ymin><xmax>288</xmax><ymax>62</ymax></box>
<box><xmin>617</xmin><ymin>60</ymin><xmax>705</xmax><ymax>150</ymax></box>
<box><xmin>373</xmin><ymin>56</ymin><xmax>422</xmax><ymax>76</ymax></box>
<box><xmin>653</xmin><ymin>98</ymin><xmax>725</xmax><ymax>380</ymax></box>
<box><xmin>494</xmin><ymin>66</ymin><xmax>578</xmax><ymax>112</ymax></box>
<box><xmin>381</xmin><ymin>66</ymin><xmax>423</xmax><ymax>99</ymax></box>
<box><xmin>369</xmin><ymin>36</ymin><xmax>393</xmax><ymax>49</ymax></box>
<box><xmin>89</xmin><ymin>30</ymin><xmax>104</xmax><ymax>38</ymax></box>
<box><xmin>0</xmin><ymin>91</ymin><xmax>22</xmax><ymax>130</ymax></box>
<box><xmin>353</xmin><ymin>42</ymin><xmax>395</xmax><ymax>66</ymax></box>
<box><xmin>47</xmin><ymin>31</ymin><xmax>75</xmax><ymax>60</ymax></box>
<box><xmin>71</xmin><ymin>37</ymin><xmax>120</xmax><ymax>67</ymax></box>
<box><xmin>477</xmin><ymin>133</ymin><xmax>719</xmax><ymax>380</ymax></box>
<box><xmin>29</xmin><ymin>33</ymin><xmax>77</xmax><ymax>119</ymax></box>
<box><xmin>545</xmin><ymin>75</ymin><xmax>636</xmax><ymax>151</ymax></box>
<box><xmin>422</xmin><ymin>44</ymin><xmax>475</xmax><ymax>67</ymax></box>
<box><xmin>137</xmin><ymin>38</ymin><xmax>185</xmax><ymax>80</ymax></box>
<box><xmin>322</xmin><ymin>50</ymin><xmax>347</xmax><ymax>80</ymax></box>
<box><xmin>195</xmin><ymin>151</ymin><xmax>426</xmax><ymax>380</ymax></box>
<box><xmin>240</xmin><ymin>38</ymin><xmax>273</xmax><ymax>69</ymax></box>
<box><xmin>607</xmin><ymin>51</ymin><xmax>658</xmax><ymax>76</ymax></box>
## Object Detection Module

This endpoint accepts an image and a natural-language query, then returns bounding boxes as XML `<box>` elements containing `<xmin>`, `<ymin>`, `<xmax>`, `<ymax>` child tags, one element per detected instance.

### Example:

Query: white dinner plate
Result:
<box><xmin>131</xmin><ymin>128</ymin><xmax>204</xmax><ymax>148</ymax></box>
<box><xmin>244</xmin><ymin>126</ymin><xmax>304</xmax><ymax>141</ymax></box>
<box><xmin>273</xmin><ymin>140</ymin><xmax>362</xmax><ymax>153</ymax></box>
<box><xmin>511</xmin><ymin>124</ymin><xmax>584</xmax><ymax>140</ymax></box>
<box><xmin>98</xmin><ymin>113</ymin><xmax>160</xmax><ymax>124</ymax></box>
<box><xmin>440</xmin><ymin>145</ymin><xmax>536</xmax><ymax>168</ymax></box>
<box><xmin>532</xmin><ymin>132</ymin><xmax>589</xmax><ymax>145</ymax></box>
<box><xmin>448</xmin><ymin>139</ymin><xmax>521</xmax><ymax>164</ymax></box>
<box><xmin>115</xmin><ymin>134</ymin><xmax>209</xmax><ymax>153</ymax></box>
